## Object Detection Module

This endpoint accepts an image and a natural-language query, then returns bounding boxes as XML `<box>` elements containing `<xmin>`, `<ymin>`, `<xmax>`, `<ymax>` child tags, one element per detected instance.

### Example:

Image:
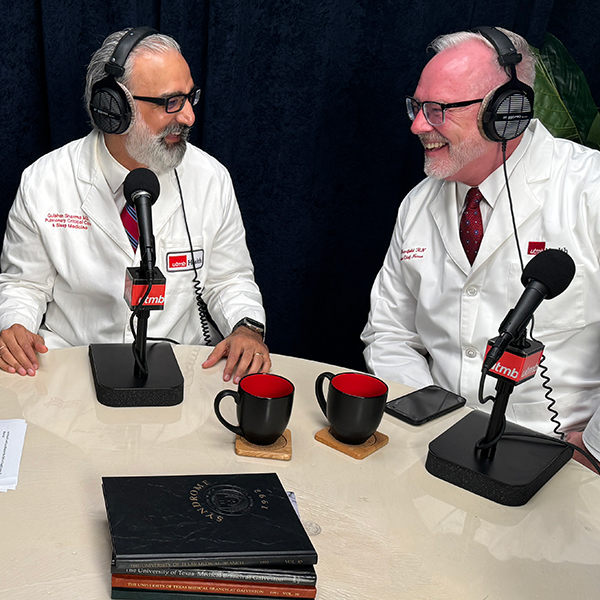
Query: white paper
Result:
<box><xmin>0</xmin><ymin>419</ymin><xmax>27</xmax><ymax>492</ymax></box>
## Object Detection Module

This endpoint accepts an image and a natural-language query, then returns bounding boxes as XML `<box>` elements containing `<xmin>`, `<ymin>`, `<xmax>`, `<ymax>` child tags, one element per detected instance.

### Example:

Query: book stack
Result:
<box><xmin>102</xmin><ymin>472</ymin><xmax>318</xmax><ymax>600</ymax></box>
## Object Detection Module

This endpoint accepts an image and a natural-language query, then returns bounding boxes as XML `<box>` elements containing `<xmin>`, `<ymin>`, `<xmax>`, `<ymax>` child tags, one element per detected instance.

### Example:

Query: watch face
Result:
<box><xmin>235</xmin><ymin>318</ymin><xmax>265</xmax><ymax>337</ymax></box>
<box><xmin>244</xmin><ymin>318</ymin><xmax>264</xmax><ymax>332</ymax></box>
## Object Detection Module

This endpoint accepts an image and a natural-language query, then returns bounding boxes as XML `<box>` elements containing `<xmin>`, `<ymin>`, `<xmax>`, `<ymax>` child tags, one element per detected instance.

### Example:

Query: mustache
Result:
<box><xmin>160</xmin><ymin>123</ymin><xmax>192</xmax><ymax>143</ymax></box>
<box><xmin>418</xmin><ymin>133</ymin><xmax>448</xmax><ymax>146</ymax></box>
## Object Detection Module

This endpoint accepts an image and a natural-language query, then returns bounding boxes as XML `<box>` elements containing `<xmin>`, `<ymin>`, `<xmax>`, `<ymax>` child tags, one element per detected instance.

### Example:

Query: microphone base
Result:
<box><xmin>89</xmin><ymin>343</ymin><xmax>184</xmax><ymax>407</ymax></box>
<box><xmin>425</xmin><ymin>411</ymin><xmax>573</xmax><ymax>506</ymax></box>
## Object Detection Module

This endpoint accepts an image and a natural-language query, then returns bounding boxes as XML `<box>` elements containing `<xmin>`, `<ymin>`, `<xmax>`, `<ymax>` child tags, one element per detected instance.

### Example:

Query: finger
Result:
<box><xmin>202</xmin><ymin>341</ymin><xmax>228</xmax><ymax>369</ymax></box>
<box><xmin>8</xmin><ymin>331</ymin><xmax>42</xmax><ymax>374</ymax></box>
<box><xmin>33</xmin><ymin>334</ymin><xmax>48</xmax><ymax>354</ymax></box>
<box><xmin>0</xmin><ymin>345</ymin><xmax>26</xmax><ymax>375</ymax></box>
<box><xmin>227</xmin><ymin>348</ymin><xmax>255</xmax><ymax>384</ymax></box>
<box><xmin>0</xmin><ymin>348</ymin><xmax>17</xmax><ymax>374</ymax></box>
<box><xmin>261</xmin><ymin>354</ymin><xmax>272</xmax><ymax>374</ymax></box>
<box><xmin>245</xmin><ymin>351</ymin><xmax>267</xmax><ymax>375</ymax></box>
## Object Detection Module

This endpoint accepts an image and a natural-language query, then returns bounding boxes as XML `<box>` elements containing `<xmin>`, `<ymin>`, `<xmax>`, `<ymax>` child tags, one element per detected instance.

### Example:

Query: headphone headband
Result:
<box><xmin>471</xmin><ymin>26</ymin><xmax>522</xmax><ymax>67</ymax></box>
<box><xmin>105</xmin><ymin>26</ymin><xmax>158</xmax><ymax>78</ymax></box>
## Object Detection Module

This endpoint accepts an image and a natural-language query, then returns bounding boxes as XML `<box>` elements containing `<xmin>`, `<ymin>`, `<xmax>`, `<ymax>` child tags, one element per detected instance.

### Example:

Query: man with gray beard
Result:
<box><xmin>0</xmin><ymin>28</ymin><xmax>270</xmax><ymax>384</ymax></box>
<box><xmin>362</xmin><ymin>26</ymin><xmax>600</xmax><ymax>470</ymax></box>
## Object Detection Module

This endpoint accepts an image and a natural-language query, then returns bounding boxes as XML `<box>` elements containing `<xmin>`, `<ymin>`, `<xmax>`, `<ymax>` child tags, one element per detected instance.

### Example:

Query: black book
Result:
<box><xmin>103</xmin><ymin>473</ymin><xmax>318</xmax><ymax>569</ymax></box>
<box><xmin>110</xmin><ymin>564</ymin><xmax>317</xmax><ymax>586</ymax></box>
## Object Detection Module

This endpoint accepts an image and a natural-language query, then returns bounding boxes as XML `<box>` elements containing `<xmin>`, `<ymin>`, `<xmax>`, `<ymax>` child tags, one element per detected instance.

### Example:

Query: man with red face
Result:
<box><xmin>0</xmin><ymin>28</ymin><xmax>270</xmax><ymax>384</ymax></box>
<box><xmin>362</xmin><ymin>27</ymin><xmax>600</xmax><ymax>470</ymax></box>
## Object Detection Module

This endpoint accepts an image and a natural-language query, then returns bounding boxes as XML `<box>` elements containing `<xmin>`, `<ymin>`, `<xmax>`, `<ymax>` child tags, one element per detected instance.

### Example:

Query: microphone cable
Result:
<box><xmin>129</xmin><ymin>280</ymin><xmax>181</xmax><ymax>378</ymax></box>
<box><xmin>501</xmin><ymin>140</ymin><xmax>563</xmax><ymax>437</ymax></box>
<box><xmin>477</xmin><ymin>141</ymin><xmax>564</xmax><ymax>451</ymax></box>
<box><xmin>128</xmin><ymin>166</ymin><xmax>224</xmax><ymax>368</ymax></box>
<box><xmin>174</xmin><ymin>168</ymin><xmax>223</xmax><ymax>346</ymax></box>
<box><xmin>129</xmin><ymin>281</ymin><xmax>152</xmax><ymax>378</ymax></box>
<box><xmin>501</xmin><ymin>430</ymin><xmax>600</xmax><ymax>475</ymax></box>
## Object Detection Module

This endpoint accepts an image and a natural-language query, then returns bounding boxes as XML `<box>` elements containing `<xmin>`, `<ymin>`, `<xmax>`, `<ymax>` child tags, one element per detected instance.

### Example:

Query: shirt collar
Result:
<box><xmin>97</xmin><ymin>133</ymin><xmax>130</xmax><ymax>197</ymax></box>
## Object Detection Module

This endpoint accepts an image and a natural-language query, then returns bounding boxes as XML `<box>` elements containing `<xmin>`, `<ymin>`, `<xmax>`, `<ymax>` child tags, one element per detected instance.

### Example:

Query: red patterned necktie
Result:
<box><xmin>121</xmin><ymin>204</ymin><xmax>139</xmax><ymax>251</ymax></box>
<box><xmin>459</xmin><ymin>187</ymin><xmax>484</xmax><ymax>265</ymax></box>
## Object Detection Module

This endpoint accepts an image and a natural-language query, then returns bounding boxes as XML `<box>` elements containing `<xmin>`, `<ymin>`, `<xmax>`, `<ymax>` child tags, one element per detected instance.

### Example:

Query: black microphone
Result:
<box><xmin>482</xmin><ymin>249</ymin><xmax>576</xmax><ymax>373</ymax></box>
<box><xmin>124</xmin><ymin>168</ymin><xmax>160</xmax><ymax>281</ymax></box>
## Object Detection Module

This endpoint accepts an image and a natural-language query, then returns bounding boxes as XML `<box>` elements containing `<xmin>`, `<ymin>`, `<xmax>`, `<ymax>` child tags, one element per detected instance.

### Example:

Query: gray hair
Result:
<box><xmin>84</xmin><ymin>28</ymin><xmax>182</xmax><ymax>125</ymax></box>
<box><xmin>428</xmin><ymin>28</ymin><xmax>536</xmax><ymax>88</ymax></box>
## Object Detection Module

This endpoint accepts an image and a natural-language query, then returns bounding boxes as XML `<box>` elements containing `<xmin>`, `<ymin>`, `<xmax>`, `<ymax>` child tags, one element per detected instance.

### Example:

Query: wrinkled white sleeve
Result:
<box><xmin>361</xmin><ymin>208</ymin><xmax>434</xmax><ymax>389</ymax></box>
<box><xmin>0</xmin><ymin>181</ymin><xmax>55</xmax><ymax>334</ymax></box>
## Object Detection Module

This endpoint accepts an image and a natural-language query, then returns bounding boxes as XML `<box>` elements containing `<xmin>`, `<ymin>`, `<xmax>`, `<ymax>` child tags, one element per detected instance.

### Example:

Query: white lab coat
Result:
<box><xmin>362</xmin><ymin>120</ymin><xmax>600</xmax><ymax>456</ymax></box>
<box><xmin>0</xmin><ymin>130</ymin><xmax>265</xmax><ymax>347</ymax></box>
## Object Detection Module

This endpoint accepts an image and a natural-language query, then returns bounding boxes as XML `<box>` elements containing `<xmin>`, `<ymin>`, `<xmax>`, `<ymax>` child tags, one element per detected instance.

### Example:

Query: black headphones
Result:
<box><xmin>471</xmin><ymin>26</ymin><xmax>534</xmax><ymax>142</ymax></box>
<box><xmin>89</xmin><ymin>26</ymin><xmax>158</xmax><ymax>135</ymax></box>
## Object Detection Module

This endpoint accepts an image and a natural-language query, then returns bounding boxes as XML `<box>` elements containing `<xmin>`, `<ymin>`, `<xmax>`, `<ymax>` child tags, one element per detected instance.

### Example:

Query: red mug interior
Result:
<box><xmin>240</xmin><ymin>373</ymin><xmax>294</xmax><ymax>398</ymax></box>
<box><xmin>331</xmin><ymin>373</ymin><xmax>388</xmax><ymax>398</ymax></box>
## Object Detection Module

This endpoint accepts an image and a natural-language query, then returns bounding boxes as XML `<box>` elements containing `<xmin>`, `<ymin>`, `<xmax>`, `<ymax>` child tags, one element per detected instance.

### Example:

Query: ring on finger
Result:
<box><xmin>0</xmin><ymin>346</ymin><xmax>6</xmax><ymax>352</ymax></box>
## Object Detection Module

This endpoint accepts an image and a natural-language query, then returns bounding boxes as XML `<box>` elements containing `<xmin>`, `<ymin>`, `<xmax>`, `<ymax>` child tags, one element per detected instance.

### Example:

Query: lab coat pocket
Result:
<box><xmin>158</xmin><ymin>237</ymin><xmax>205</xmax><ymax>296</ymax></box>
<box><xmin>508</xmin><ymin>261</ymin><xmax>585</xmax><ymax>336</ymax></box>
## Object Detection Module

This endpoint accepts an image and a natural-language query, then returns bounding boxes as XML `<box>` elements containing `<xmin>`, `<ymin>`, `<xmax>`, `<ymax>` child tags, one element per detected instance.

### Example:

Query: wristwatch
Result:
<box><xmin>232</xmin><ymin>317</ymin><xmax>265</xmax><ymax>340</ymax></box>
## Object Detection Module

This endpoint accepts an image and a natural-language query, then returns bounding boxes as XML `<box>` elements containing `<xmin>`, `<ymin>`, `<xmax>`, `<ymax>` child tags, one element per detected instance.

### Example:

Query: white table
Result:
<box><xmin>1</xmin><ymin>345</ymin><xmax>599</xmax><ymax>599</ymax></box>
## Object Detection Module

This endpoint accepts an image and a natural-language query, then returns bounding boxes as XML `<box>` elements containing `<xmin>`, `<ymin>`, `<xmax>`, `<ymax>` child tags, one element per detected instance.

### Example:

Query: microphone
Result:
<box><xmin>124</xmin><ymin>168</ymin><xmax>160</xmax><ymax>280</ymax></box>
<box><xmin>482</xmin><ymin>249</ymin><xmax>576</xmax><ymax>373</ymax></box>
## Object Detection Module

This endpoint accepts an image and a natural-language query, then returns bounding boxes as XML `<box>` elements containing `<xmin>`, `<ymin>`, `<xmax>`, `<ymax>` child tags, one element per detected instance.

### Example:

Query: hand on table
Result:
<box><xmin>0</xmin><ymin>324</ymin><xmax>48</xmax><ymax>376</ymax></box>
<box><xmin>202</xmin><ymin>326</ymin><xmax>271</xmax><ymax>384</ymax></box>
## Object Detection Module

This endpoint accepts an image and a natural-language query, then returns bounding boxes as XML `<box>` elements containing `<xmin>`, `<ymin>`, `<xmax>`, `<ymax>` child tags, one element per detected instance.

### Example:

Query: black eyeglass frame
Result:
<box><xmin>133</xmin><ymin>87</ymin><xmax>201</xmax><ymax>114</ymax></box>
<box><xmin>406</xmin><ymin>96</ymin><xmax>484</xmax><ymax>126</ymax></box>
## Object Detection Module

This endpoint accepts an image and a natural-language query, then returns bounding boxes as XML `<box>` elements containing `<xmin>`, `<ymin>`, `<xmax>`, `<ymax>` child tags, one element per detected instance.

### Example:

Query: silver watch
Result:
<box><xmin>232</xmin><ymin>317</ymin><xmax>265</xmax><ymax>340</ymax></box>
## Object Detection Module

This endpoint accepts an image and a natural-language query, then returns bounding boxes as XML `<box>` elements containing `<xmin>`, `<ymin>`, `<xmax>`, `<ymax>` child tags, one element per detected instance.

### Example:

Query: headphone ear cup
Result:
<box><xmin>478</xmin><ymin>79</ymin><xmax>534</xmax><ymax>142</ymax></box>
<box><xmin>477</xmin><ymin>89</ymin><xmax>497</xmax><ymax>141</ymax></box>
<box><xmin>89</xmin><ymin>77</ymin><xmax>134</xmax><ymax>135</ymax></box>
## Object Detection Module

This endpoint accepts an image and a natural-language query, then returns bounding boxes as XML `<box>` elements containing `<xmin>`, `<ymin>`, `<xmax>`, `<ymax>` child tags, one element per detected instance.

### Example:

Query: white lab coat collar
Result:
<box><xmin>429</xmin><ymin>120</ymin><xmax>548</xmax><ymax>275</ymax></box>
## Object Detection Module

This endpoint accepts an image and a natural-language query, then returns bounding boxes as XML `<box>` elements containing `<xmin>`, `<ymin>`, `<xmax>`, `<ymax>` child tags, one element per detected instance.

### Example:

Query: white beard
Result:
<box><xmin>125</xmin><ymin>119</ymin><xmax>190</xmax><ymax>174</ymax></box>
<box><xmin>421</xmin><ymin>129</ymin><xmax>489</xmax><ymax>180</ymax></box>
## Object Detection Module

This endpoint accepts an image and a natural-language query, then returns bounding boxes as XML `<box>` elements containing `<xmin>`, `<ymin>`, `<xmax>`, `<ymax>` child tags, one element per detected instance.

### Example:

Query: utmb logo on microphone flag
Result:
<box><xmin>484</xmin><ymin>338</ymin><xmax>544</xmax><ymax>384</ymax></box>
<box><xmin>124</xmin><ymin>267</ymin><xmax>166</xmax><ymax>310</ymax></box>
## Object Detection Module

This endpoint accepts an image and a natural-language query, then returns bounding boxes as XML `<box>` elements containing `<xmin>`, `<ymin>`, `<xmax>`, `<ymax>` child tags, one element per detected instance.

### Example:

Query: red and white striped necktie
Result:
<box><xmin>121</xmin><ymin>204</ymin><xmax>139</xmax><ymax>251</ymax></box>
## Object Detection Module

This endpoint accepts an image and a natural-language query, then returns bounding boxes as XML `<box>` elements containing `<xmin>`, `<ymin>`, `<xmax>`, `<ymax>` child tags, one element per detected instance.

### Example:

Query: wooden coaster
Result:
<box><xmin>235</xmin><ymin>429</ymin><xmax>292</xmax><ymax>461</ymax></box>
<box><xmin>314</xmin><ymin>427</ymin><xmax>388</xmax><ymax>459</ymax></box>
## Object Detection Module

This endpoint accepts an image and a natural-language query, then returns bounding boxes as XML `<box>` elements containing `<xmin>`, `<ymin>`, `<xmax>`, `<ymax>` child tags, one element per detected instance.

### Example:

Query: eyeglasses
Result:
<box><xmin>133</xmin><ymin>87</ymin><xmax>201</xmax><ymax>114</ymax></box>
<box><xmin>406</xmin><ymin>96</ymin><xmax>484</xmax><ymax>126</ymax></box>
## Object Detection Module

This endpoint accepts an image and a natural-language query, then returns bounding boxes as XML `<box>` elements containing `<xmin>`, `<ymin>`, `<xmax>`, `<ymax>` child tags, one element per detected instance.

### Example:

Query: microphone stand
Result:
<box><xmin>131</xmin><ymin>260</ymin><xmax>154</xmax><ymax>379</ymax></box>
<box><xmin>425</xmin><ymin>333</ymin><xmax>573</xmax><ymax>506</ymax></box>
<box><xmin>133</xmin><ymin>304</ymin><xmax>150</xmax><ymax>379</ymax></box>
<box><xmin>88</xmin><ymin>167</ymin><xmax>184</xmax><ymax>407</ymax></box>
<box><xmin>88</xmin><ymin>268</ymin><xmax>184</xmax><ymax>408</ymax></box>
<box><xmin>477</xmin><ymin>378</ymin><xmax>513</xmax><ymax>460</ymax></box>
<box><xmin>477</xmin><ymin>331</ymin><xmax>534</xmax><ymax>460</ymax></box>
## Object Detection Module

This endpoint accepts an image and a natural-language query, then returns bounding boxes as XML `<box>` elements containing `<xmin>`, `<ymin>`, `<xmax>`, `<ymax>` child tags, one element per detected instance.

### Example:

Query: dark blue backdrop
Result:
<box><xmin>1</xmin><ymin>1</ymin><xmax>598</xmax><ymax>369</ymax></box>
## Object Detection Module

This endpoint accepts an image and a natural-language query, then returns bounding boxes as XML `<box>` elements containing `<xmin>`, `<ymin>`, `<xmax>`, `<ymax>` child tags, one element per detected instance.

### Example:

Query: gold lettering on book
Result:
<box><xmin>189</xmin><ymin>481</ymin><xmax>224</xmax><ymax>522</ymax></box>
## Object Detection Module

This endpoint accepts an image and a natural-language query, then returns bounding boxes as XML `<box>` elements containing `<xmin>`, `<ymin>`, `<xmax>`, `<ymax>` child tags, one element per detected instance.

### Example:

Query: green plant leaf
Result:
<box><xmin>530</xmin><ymin>33</ymin><xmax>599</xmax><ymax>147</ymax></box>
<box><xmin>585</xmin><ymin>113</ymin><xmax>600</xmax><ymax>150</ymax></box>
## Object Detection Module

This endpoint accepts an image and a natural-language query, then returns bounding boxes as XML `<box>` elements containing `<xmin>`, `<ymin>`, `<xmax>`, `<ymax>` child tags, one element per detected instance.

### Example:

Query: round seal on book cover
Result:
<box><xmin>203</xmin><ymin>484</ymin><xmax>254</xmax><ymax>516</ymax></box>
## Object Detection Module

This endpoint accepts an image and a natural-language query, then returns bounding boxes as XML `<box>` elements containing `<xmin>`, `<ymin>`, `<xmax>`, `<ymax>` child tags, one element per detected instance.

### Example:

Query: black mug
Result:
<box><xmin>214</xmin><ymin>373</ymin><xmax>294</xmax><ymax>445</ymax></box>
<box><xmin>315</xmin><ymin>371</ymin><xmax>388</xmax><ymax>445</ymax></box>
